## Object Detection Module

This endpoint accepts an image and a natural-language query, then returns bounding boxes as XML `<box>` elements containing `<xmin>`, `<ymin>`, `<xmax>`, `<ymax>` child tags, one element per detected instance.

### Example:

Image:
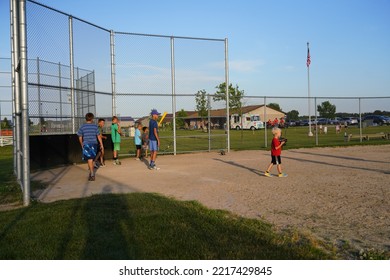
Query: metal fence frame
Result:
<box><xmin>242</xmin><ymin>95</ymin><xmax>390</xmax><ymax>147</ymax></box>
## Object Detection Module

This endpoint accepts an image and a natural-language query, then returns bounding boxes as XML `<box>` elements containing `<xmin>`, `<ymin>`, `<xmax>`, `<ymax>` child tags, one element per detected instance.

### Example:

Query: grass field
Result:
<box><xmin>119</xmin><ymin>125</ymin><xmax>390</xmax><ymax>155</ymax></box>
<box><xmin>0</xmin><ymin>146</ymin><xmax>21</xmax><ymax>205</ymax></box>
<box><xmin>0</xmin><ymin>192</ymin><xmax>333</xmax><ymax>260</ymax></box>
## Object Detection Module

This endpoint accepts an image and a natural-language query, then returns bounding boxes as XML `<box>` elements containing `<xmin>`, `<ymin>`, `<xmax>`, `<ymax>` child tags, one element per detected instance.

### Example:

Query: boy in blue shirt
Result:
<box><xmin>148</xmin><ymin>109</ymin><xmax>160</xmax><ymax>170</ymax></box>
<box><xmin>134</xmin><ymin>123</ymin><xmax>142</xmax><ymax>160</ymax></box>
<box><xmin>77</xmin><ymin>112</ymin><xmax>103</xmax><ymax>181</ymax></box>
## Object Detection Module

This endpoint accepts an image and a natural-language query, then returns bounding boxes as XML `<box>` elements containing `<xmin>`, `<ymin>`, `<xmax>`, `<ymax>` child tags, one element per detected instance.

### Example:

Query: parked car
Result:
<box><xmin>286</xmin><ymin>119</ymin><xmax>298</xmax><ymax>126</ymax></box>
<box><xmin>363</xmin><ymin>115</ymin><xmax>390</xmax><ymax>126</ymax></box>
<box><xmin>341</xmin><ymin>117</ymin><xmax>358</xmax><ymax>125</ymax></box>
<box><xmin>316</xmin><ymin>118</ymin><xmax>328</xmax><ymax>125</ymax></box>
<box><xmin>300</xmin><ymin>119</ymin><xmax>310</xmax><ymax>126</ymax></box>
<box><xmin>329</xmin><ymin>117</ymin><xmax>343</xmax><ymax>125</ymax></box>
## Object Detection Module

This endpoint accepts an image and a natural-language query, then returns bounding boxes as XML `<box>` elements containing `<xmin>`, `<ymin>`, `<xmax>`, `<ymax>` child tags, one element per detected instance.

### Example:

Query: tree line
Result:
<box><xmin>179</xmin><ymin>83</ymin><xmax>388</xmax><ymax>127</ymax></box>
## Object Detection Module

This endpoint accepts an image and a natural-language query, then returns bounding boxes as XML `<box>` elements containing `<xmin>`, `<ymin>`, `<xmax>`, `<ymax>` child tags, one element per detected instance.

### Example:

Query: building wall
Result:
<box><xmin>248</xmin><ymin>107</ymin><xmax>285</xmax><ymax>122</ymax></box>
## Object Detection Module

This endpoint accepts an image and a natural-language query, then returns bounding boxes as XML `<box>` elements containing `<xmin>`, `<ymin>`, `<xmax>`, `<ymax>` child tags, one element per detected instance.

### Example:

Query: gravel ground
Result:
<box><xmin>32</xmin><ymin>145</ymin><xmax>390</xmax><ymax>256</ymax></box>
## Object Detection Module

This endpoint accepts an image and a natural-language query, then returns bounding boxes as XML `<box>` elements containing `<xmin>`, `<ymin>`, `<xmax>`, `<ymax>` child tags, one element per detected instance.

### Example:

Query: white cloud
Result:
<box><xmin>229</xmin><ymin>59</ymin><xmax>265</xmax><ymax>72</ymax></box>
<box><xmin>283</xmin><ymin>65</ymin><xmax>296</xmax><ymax>71</ymax></box>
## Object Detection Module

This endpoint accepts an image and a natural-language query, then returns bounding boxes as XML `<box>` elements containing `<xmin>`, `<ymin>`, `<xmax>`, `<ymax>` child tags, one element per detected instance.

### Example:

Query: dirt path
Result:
<box><xmin>32</xmin><ymin>145</ymin><xmax>390</xmax><ymax>255</ymax></box>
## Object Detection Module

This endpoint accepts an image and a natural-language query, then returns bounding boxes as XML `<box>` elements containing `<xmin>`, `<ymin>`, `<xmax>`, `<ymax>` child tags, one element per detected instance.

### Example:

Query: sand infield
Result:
<box><xmin>32</xmin><ymin>145</ymin><xmax>390</xmax><ymax>254</ymax></box>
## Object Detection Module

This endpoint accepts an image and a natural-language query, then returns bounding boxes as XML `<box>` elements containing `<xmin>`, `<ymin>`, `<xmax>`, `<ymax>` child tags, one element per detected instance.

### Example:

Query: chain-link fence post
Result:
<box><xmin>208</xmin><ymin>94</ymin><xmax>211</xmax><ymax>152</ymax></box>
<box><xmin>110</xmin><ymin>30</ymin><xmax>116</xmax><ymax>116</ymax></box>
<box><xmin>69</xmin><ymin>16</ymin><xmax>75</xmax><ymax>133</ymax></box>
<box><xmin>264</xmin><ymin>96</ymin><xmax>267</xmax><ymax>148</ymax></box>
<box><xmin>17</xmin><ymin>0</ymin><xmax>31</xmax><ymax>206</ymax></box>
<box><xmin>315</xmin><ymin>97</ymin><xmax>318</xmax><ymax>145</ymax></box>
<box><xmin>225</xmin><ymin>38</ymin><xmax>229</xmax><ymax>153</ymax></box>
<box><xmin>170</xmin><ymin>37</ymin><xmax>177</xmax><ymax>155</ymax></box>
<box><xmin>10</xmin><ymin>0</ymin><xmax>19</xmax><ymax>177</ymax></box>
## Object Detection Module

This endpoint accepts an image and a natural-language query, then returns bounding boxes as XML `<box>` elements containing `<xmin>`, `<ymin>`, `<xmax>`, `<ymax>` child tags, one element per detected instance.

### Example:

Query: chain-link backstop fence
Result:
<box><xmin>10</xmin><ymin>0</ymin><xmax>229</xmax><ymax>205</ymax></box>
<box><xmin>25</xmin><ymin>0</ymin><xmax>229</xmax><ymax>150</ymax></box>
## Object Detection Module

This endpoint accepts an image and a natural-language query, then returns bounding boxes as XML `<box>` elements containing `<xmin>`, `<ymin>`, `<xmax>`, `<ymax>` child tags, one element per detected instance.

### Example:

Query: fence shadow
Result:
<box><xmin>213</xmin><ymin>158</ymin><xmax>264</xmax><ymax>176</ymax></box>
<box><xmin>283</xmin><ymin>155</ymin><xmax>389</xmax><ymax>175</ymax></box>
<box><xmin>288</xmin><ymin>150</ymin><xmax>389</xmax><ymax>164</ymax></box>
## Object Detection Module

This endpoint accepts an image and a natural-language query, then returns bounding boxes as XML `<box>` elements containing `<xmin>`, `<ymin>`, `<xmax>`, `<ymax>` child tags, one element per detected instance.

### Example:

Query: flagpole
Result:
<box><xmin>307</xmin><ymin>42</ymin><xmax>313</xmax><ymax>137</ymax></box>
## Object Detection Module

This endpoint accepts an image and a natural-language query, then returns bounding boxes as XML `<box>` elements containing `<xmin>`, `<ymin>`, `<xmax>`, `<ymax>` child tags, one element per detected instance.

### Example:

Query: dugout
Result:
<box><xmin>30</xmin><ymin>134</ymin><xmax>113</xmax><ymax>170</ymax></box>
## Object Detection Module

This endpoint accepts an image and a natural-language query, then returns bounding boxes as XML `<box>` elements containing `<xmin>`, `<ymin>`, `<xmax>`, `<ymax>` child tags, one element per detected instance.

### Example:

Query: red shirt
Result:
<box><xmin>271</xmin><ymin>137</ymin><xmax>282</xmax><ymax>156</ymax></box>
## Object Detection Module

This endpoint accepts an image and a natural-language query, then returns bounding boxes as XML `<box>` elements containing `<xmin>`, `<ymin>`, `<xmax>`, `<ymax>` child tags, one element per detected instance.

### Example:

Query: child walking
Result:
<box><xmin>77</xmin><ymin>112</ymin><xmax>103</xmax><ymax>181</ymax></box>
<box><xmin>265</xmin><ymin>127</ymin><xmax>287</xmax><ymax>177</ymax></box>
<box><xmin>111</xmin><ymin>116</ymin><xmax>122</xmax><ymax>165</ymax></box>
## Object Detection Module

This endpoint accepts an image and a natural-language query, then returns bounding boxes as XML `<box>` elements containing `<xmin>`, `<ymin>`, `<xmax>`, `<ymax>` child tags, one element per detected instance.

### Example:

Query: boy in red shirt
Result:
<box><xmin>265</xmin><ymin>127</ymin><xmax>287</xmax><ymax>177</ymax></box>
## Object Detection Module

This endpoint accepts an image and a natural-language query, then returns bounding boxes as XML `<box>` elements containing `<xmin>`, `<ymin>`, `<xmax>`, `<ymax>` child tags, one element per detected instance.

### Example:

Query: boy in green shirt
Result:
<box><xmin>111</xmin><ymin>116</ymin><xmax>122</xmax><ymax>165</ymax></box>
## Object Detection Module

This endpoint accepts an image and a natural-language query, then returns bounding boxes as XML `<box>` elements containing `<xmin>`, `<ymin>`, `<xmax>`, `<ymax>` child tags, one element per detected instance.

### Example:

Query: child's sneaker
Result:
<box><xmin>88</xmin><ymin>175</ymin><xmax>95</xmax><ymax>181</ymax></box>
<box><xmin>278</xmin><ymin>173</ymin><xmax>288</xmax><ymax>177</ymax></box>
<box><xmin>149</xmin><ymin>163</ymin><xmax>160</xmax><ymax>170</ymax></box>
<box><xmin>264</xmin><ymin>171</ymin><xmax>272</xmax><ymax>177</ymax></box>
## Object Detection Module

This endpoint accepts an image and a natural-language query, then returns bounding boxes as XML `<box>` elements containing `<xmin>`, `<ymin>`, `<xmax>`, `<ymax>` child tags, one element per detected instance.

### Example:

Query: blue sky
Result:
<box><xmin>1</xmin><ymin>0</ymin><xmax>389</xmax><ymax>117</ymax></box>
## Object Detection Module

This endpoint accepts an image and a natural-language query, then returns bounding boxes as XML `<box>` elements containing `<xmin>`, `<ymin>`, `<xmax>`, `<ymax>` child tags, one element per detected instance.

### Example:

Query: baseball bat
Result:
<box><xmin>158</xmin><ymin>112</ymin><xmax>167</xmax><ymax>126</ymax></box>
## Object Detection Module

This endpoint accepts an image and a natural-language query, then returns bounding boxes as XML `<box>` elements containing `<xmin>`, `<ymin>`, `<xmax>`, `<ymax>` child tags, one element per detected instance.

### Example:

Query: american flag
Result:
<box><xmin>306</xmin><ymin>46</ymin><xmax>311</xmax><ymax>67</ymax></box>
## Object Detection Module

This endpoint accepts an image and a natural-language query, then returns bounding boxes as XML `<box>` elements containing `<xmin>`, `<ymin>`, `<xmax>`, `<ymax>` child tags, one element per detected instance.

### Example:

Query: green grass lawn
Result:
<box><xmin>0</xmin><ymin>146</ymin><xmax>22</xmax><ymax>205</ymax></box>
<box><xmin>0</xmin><ymin>192</ymin><xmax>333</xmax><ymax>260</ymax></box>
<box><xmin>118</xmin><ymin>125</ymin><xmax>390</xmax><ymax>156</ymax></box>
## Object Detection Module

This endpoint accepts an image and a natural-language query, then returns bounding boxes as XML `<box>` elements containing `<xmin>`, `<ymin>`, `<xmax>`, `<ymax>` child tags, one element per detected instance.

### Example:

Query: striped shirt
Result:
<box><xmin>77</xmin><ymin>123</ymin><xmax>99</xmax><ymax>145</ymax></box>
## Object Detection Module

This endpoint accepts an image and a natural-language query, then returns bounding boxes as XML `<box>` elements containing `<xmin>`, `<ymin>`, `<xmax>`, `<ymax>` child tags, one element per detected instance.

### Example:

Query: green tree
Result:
<box><xmin>317</xmin><ymin>101</ymin><xmax>336</xmax><ymax>119</ymax></box>
<box><xmin>286</xmin><ymin>110</ymin><xmax>299</xmax><ymax>120</ymax></box>
<box><xmin>195</xmin><ymin>89</ymin><xmax>209</xmax><ymax>120</ymax></box>
<box><xmin>176</xmin><ymin>109</ymin><xmax>187</xmax><ymax>129</ymax></box>
<box><xmin>267</xmin><ymin>103</ymin><xmax>282</xmax><ymax>112</ymax></box>
<box><xmin>39</xmin><ymin>117</ymin><xmax>47</xmax><ymax>126</ymax></box>
<box><xmin>1</xmin><ymin>117</ymin><xmax>11</xmax><ymax>129</ymax></box>
<box><xmin>213</xmin><ymin>83</ymin><xmax>244</xmax><ymax>114</ymax></box>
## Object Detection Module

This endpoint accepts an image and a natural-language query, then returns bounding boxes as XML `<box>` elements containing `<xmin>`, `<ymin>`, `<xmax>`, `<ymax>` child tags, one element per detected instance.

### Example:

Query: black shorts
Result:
<box><xmin>136</xmin><ymin>145</ymin><xmax>142</xmax><ymax>150</ymax></box>
<box><xmin>271</xmin><ymin>155</ymin><xmax>281</xmax><ymax>165</ymax></box>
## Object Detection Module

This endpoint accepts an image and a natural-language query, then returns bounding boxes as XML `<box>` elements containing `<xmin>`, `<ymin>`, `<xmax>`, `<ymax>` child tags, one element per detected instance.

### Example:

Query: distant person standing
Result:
<box><xmin>134</xmin><ymin>123</ymin><xmax>142</xmax><ymax>160</ymax></box>
<box><xmin>148</xmin><ymin>109</ymin><xmax>161</xmax><ymax>170</ymax></box>
<box><xmin>111</xmin><ymin>116</ymin><xmax>122</xmax><ymax>165</ymax></box>
<box><xmin>336</xmin><ymin>124</ymin><xmax>341</xmax><ymax>134</ymax></box>
<box><xmin>273</xmin><ymin>117</ymin><xmax>279</xmax><ymax>127</ymax></box>
<box><xmin>77</xmin><ymin>112</ymin><xmax>103</xmax><ymax>181</ymax></box>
